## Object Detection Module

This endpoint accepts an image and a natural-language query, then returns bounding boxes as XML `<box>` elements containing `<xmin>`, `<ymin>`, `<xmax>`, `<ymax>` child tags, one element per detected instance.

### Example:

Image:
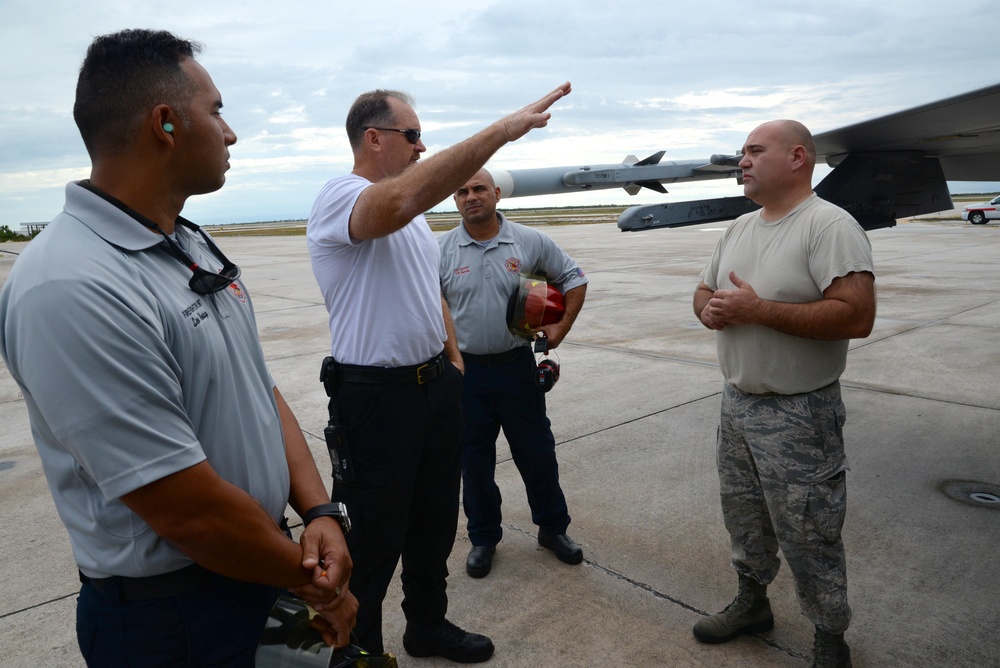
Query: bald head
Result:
<box><xmin>754</xmin><ymin>119</ymin><xmax>816</xmax><ymax>171</ymax></box>
<box><xmin>454</xmin><ymin>168</ymin><xmax>501</xmax><ymax>234</ymax></box>
<box><xmin>739</xmin><ymin>119</ymin><xmax>817</xmax><ymax>216</ymax></box>
<box><xmin>468</xmin><ymin>168</ymin><xmax>496</xmax><ymax>189</ymax></box>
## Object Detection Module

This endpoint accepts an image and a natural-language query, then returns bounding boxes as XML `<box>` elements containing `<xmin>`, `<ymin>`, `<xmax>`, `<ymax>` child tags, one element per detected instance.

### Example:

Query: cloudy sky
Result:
<box><xmin>2</xmin><ymin>0</ymin><xmax>998</xmax><ymax>227</ymax></box>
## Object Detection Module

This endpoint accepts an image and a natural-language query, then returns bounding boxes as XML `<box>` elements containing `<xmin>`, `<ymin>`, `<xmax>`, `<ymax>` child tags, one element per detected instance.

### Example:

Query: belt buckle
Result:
<box><xmin>416</xmin><ymin>362</ymin><xmax>431</xmax><ymax>385</ymax></box>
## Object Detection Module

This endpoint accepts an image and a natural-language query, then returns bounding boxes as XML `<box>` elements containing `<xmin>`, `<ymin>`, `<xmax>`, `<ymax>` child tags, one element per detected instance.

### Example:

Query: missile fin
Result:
<box><xmin>623</xmin><ymin>185</ymin><xmax>641</xmax><ymax>196</ymax></box>
<box><xmin>634</xmin><ymin>150</ymin><xmax>666</xmax><ymax>166</ymax></box>
<box><xmin>635</xmin><ymin>180</ymin><xmax>668</xmax><ymax>194</ymax></box>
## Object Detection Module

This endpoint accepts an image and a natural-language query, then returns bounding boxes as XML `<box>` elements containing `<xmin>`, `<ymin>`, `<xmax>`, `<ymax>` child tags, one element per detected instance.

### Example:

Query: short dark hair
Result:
<box><xmin>345</xmin><ymin>89</ymin><xmax>414</xmax><ymax>150</ymax></box>
<box><xmin>73</xmin><ymin>29</ymin><xmax>201</xmax><ymax>158</ymax></box>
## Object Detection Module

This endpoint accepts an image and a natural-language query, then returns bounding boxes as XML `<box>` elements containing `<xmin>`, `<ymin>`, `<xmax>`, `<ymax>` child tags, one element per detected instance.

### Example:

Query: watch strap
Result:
<box><xmin>301</xmin><ymin>502</ymin><xmax>351</xmax><ymax>533</ymax></box>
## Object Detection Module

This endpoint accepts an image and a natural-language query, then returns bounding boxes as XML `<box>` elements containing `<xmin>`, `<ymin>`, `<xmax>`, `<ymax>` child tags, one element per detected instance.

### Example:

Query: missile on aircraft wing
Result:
<box><xmin>489</xmin><ymin>151</ymin><xmax>743</xmax><ymax>199</ymax></box>
<box><xmin>485</xmin><ymin>82</ymin><xmax>1000</xmax><ymax>233</ymax></box>
<box><xmin>617</xmin><ymin>196</ymin><xmax>760</xmax><ymax>232</ymax></box>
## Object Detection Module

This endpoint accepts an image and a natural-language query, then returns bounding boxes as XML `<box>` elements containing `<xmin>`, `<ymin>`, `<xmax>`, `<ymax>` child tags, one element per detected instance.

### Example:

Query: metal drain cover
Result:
<box><xmin>940</xmin><ymin>480</ymin><xmax>1000</xmax><ymax>509</ymax></box>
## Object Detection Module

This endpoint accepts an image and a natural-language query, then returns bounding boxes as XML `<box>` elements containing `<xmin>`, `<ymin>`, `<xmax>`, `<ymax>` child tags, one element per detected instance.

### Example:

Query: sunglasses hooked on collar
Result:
<box><xmin>365</xmin><ymin>127</ymin><xmax>421</xmax><ymax>144</ymax></box>
<box><xmin>76</xmin><ymin>180</ymin><xmax>241</xmax><ymax>296</ymax></box>
<box><xmin>151</xmin><ymin>218</ymin><xmax>241</xmax><ymax>295</ymax></box>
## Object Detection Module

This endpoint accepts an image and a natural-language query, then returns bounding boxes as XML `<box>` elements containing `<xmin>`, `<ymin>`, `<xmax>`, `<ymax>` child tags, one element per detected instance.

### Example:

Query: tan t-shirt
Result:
<box><xmin>701</xmin><ymin>194</ymin><xmax>874</xmax><ymax>394</ymax></box>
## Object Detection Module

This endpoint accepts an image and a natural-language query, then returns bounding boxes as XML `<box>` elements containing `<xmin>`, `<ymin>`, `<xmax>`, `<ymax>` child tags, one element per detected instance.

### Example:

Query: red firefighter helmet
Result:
<box><xmin>506</xmin><ymin>275</ymin><xmax>565</xmax><ymax>339</ymax></box>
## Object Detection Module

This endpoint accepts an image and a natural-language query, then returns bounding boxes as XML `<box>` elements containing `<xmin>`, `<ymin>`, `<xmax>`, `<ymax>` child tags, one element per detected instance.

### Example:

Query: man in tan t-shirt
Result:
<box><xmin>692</xmin><ymin>120</ymin><xmax>876</xmax><ymax>668</ymax></box>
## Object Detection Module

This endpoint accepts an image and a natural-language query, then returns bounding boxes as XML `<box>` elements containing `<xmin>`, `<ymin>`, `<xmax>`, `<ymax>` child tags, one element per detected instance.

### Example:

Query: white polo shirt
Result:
<box><xmin>307</xmin><ymin>173</ymin><xmax>447</xmax><ymax>367</ymax></box>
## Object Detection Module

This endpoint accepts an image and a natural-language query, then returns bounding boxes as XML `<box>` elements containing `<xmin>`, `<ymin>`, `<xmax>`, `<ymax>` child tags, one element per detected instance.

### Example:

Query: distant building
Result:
<box><xmin>20</xmin><ymin>223</ymin><xmax>47</xmax><ymax>235</ymax></box>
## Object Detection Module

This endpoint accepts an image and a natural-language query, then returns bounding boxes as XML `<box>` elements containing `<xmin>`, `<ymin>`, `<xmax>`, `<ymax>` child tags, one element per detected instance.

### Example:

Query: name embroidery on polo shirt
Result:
<box><xmin>505</xmin><ymin>257</ymin><xmax>521</xmax><ymax>273</ymax></box>
<box><xmin>182</xmin><ymin>299</ymin><xmax>210</xmax><ymax>328</ymax></box>
<box><xmin>454</xmin><ymin>266</ymin><xmax>470</xmax><ymax>276</ymax></box>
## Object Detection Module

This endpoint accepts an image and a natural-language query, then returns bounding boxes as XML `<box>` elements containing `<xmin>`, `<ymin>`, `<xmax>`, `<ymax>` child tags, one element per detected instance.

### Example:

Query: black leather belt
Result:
<box><xmin>336</xmin><ymin>353</ymin><xmax>446</xmax><ymax>385</ymax></box>
<box><xmin>462</xmin><ymin>346</ymin><xmax>530</xmax><ymax>368</ymax></box>
<box><xmin>80</xmin><ymin>563</ymin><xmax>216</xmax><ymax>602</ymax></box>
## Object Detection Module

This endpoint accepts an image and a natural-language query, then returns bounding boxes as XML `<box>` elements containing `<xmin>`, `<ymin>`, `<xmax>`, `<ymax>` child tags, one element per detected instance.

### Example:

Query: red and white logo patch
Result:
<box><xmin>228</xmin><ymin>282</ymin><xmax>247</xmax><ymax>303</ymax></box>
<box><xmin>505</xmin><ymin>257</ymin><xmax>521</xmax><ymax>273</ymax></box>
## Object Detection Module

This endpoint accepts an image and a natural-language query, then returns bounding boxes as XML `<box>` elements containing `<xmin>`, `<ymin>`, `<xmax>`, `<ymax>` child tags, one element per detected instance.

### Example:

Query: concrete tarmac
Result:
<box><xmin>1</xmin><ymin>216</ymin><xmax>998</xmax><ymax>667</ymax></box>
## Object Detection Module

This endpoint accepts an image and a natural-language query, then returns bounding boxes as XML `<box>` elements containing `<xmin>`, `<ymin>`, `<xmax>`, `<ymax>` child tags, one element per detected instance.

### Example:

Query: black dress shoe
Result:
<box><xmin>466</xmin><ymin>545</ymin><xmax>495</xmax><ymax>578</ymax></box>
<box><xmin>403</xmin><ymin>618</ymin><xmax>495</xmax><ymax>663</ymax></box>
<box><xmin>538</xmin><ymin>530</ymin><xmax>584</xmax><ymax>565</ymax></box>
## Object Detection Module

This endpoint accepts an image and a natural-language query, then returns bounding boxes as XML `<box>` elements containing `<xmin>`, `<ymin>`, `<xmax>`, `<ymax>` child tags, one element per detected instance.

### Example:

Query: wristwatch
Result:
<box><xmin>301</xmin><ymin>502</ymin><xmax>352</xmax><ymax>534</ymax></box>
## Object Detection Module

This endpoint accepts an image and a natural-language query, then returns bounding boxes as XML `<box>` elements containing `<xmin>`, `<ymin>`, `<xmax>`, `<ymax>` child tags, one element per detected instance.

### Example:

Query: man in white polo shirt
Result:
<box><xmin>307</xmin><ymin>85</ymin><xmax>571</xmax><ymax>663</ymax></box>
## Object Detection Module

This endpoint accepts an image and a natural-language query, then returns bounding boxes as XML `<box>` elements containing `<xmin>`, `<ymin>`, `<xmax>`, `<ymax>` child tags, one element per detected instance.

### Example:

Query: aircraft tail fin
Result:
<box><xmin>815</xmin><ymin>152</ymin><xmax>952</xmax><ymax>231</ymax></box>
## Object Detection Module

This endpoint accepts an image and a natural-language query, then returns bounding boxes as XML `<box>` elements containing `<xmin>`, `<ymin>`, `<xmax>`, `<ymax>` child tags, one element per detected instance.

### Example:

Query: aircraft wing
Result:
<box><xmin>814</xmin><ymin>82</ymin><xmax>1000</xmax><ymax>182</ymax></box>
<box><xmin>803</xmin><ymin>81</ymin><xmax>1000</xmax><ymax>231</ymax></box>
<box><xmin>492</xmin><ymin>82</ymin><xmax>1000</xmax><ymax>232</ymax></box>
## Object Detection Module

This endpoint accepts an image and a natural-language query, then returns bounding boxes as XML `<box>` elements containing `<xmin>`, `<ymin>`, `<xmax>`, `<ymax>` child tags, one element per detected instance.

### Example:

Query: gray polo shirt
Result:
<box><xmin>439</xmin><ymin>213</ymin><xmax>587</xmax><ymax>355</ymax></box>
<box><xmin>0</xmin><ymin>182</ymin><xmax>289</xmax><ymax>578</ymax></box>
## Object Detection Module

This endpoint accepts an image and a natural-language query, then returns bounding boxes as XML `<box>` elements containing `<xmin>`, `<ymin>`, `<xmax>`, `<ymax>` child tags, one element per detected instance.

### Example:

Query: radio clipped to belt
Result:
<box><xmin>533</xmin><ymin>333</ymin><xmax>560</xmax><ymax>393</ymax></box>
<box><xmin>319</xmin><ymin>356</ymin><xmax>355</xmax><ymax>484</ymax></box>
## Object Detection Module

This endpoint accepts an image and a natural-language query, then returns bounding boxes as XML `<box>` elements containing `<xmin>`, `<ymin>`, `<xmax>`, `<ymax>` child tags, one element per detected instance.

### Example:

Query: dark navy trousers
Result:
<box><xmin>76</xmin><ymin>573</ymin><xmax>281</xmax><ymax>667</ymax></box>
<box><xmin>461</xmin><ymin>349</ymin><xmax>570</xmax><ymax>547</ymax></box>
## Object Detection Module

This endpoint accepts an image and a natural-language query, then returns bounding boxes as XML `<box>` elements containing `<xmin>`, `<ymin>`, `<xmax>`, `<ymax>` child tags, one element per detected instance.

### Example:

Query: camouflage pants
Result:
<box><xmin>717</xmin><ymin>381</ymin><xmax>851</xmax><ymax>633</ymax></box>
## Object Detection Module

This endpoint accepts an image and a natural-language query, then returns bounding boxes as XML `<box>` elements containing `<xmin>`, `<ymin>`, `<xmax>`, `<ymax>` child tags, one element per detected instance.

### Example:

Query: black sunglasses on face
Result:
<box><xmin>152</xmin><ymin>218</ymin><xmax>241</xmax><ymax>295</ymax></box>
<box><xmin>366</xmin><ymin>127</ymin><xmax>421</xmax><ymax>144</ymax></box>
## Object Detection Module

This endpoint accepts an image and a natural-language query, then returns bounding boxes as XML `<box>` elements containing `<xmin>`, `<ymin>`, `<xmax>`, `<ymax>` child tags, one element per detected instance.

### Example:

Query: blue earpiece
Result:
<box><xmin>163</xmin><ymin>123</ymin><xmax>174</xmax><ymax>133</ymax></box>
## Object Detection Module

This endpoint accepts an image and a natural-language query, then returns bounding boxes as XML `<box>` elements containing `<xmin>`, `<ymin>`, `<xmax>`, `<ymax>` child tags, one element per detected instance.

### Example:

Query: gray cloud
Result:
<box><xmin>1</xmin><ymin>0</ymin><xmax>998</xmax><ymax>226</ymax></box>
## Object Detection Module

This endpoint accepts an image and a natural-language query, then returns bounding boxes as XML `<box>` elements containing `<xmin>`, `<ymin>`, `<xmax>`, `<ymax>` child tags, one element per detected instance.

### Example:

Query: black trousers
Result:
<box><xmin>328</xmin><ymin>359</ymin><xmax>464</xmax><ymax>654</ymax></box>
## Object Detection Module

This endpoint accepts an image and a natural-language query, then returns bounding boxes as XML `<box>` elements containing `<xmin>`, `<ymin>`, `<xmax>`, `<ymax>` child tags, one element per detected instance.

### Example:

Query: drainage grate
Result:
<box><xmin>940</xmin><ymin>480</ymin><xmax>1000</xmax><ymax>510</ymax></box>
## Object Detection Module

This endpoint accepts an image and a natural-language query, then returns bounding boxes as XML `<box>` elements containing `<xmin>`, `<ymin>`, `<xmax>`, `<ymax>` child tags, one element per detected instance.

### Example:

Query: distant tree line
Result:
<box><xmin>0</xmin><ymin>225</ymin><xmax>36</xmax><ymax>242</ymax></box>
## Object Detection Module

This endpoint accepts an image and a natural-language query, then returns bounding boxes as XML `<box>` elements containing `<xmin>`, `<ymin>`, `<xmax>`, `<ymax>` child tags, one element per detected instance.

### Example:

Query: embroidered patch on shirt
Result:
<box><xmin>228</xmin><ymin>283</ymin><xmax>248</xmax><ymax>303</ymax></box>
<box><xmin>454</xmin><ymin>266</ymin><xmax>470</xmax><ymax>276</ymax></box>
<box><xmin>505</xmin><ymin>257</ymin><xmax>521</xmax><ymax>273</ymax></box>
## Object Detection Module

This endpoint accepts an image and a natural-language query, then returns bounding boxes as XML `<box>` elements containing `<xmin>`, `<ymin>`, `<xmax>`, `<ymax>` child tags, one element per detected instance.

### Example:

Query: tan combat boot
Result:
<box><xmin>692</xmin><ymin>573</ymin><xmax>774</xmax><ymax>643</ymax></box>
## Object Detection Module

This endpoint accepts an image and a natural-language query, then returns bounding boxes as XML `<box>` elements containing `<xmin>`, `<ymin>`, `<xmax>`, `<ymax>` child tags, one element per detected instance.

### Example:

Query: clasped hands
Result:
<box><xmin>700</xmin><ymin>272</ymin><xmax>760</xmax><ymax>331</ymax></box>
<box><xmin>292</xmin><ymin>517</ymin><xmax>358</xmax><ymax>648</ymax></box>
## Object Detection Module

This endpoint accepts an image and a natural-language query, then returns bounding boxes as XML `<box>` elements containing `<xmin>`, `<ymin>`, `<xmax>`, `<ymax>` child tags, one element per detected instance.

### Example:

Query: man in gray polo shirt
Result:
<box><xmin>0</xmin><ymin>29</ymin><xmax>355</xmax><ymax>666</ymax></box>
<box><xmin>439</xmin><ymin>169</ymin><xmax>588</xmax><ymax>579</ymax></box>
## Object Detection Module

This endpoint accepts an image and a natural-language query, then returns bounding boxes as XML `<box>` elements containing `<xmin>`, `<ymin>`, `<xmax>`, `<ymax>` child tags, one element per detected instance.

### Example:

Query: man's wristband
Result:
<box><xmin>300</xmin><ymin>502</ymin><xmax>351</xmax><ymax>534</ymax></box>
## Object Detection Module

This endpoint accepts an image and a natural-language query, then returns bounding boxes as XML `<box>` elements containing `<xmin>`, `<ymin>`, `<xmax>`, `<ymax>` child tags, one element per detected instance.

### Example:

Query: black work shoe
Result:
<box><xmin>466</xmin><ymin>545</ymin><xmax>495</xmax><ymax>578</ymax></box>
<box><xmin>403</xmin><ymin>619</ymin><xmax>494</xmax><ymax>663</ymax></box>
<box><xmin>537</xmin><ymin>530</ymin><xmax>584</xmax><ymax>565</ymax></box>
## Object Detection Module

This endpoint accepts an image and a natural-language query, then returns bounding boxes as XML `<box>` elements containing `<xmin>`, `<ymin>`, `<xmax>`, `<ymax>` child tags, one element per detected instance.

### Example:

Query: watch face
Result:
<box><xmin>325</xmin><ymin>503</ymin><xmax>351</xmax><ymax>533</ymax></box>
<box><xmin>336</xmin><ymin>504</ymin><xmax>352</xmax><ymax>533</ymax></box>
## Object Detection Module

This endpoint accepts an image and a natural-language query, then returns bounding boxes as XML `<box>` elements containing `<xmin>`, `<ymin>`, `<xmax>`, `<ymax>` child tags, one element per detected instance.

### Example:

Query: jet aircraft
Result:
<box><xmin>489</xmin><ymin>82</ymin><xmax>1000</xmax><ymax>232</ymax></box>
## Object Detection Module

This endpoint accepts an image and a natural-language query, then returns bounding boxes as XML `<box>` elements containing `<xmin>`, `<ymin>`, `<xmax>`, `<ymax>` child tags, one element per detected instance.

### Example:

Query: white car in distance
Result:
<box><xmin>961</xmin><ymin>195</ymin><xmax>1000</xmax><ymax>225</ymax></box>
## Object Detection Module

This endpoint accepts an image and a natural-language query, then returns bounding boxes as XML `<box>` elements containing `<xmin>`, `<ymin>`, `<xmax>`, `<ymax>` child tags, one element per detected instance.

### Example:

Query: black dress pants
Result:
<box><xmin>328</xmin><ymin>359</ymin><xmax>464</xmax><ymax>654</ymax></box>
